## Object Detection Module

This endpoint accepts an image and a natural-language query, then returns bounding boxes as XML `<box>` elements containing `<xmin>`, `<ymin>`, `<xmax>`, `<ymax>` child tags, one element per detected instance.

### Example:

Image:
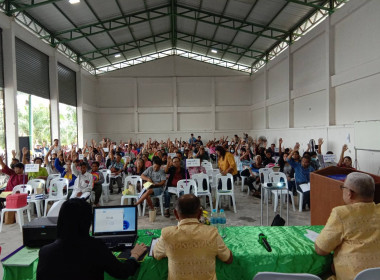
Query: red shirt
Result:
<box><xmin>2</xmin><ymin>165</ymin><xmax>29</xmax><ymax>191</ymax></box>
<box><xmin>171</xmin><ymin>171</ymin><xmax>183</xmax><ymax>187</ymax></box>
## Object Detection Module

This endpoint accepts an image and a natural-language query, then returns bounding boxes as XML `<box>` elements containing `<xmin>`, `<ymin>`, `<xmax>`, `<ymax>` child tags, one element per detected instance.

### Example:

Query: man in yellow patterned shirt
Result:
<box><xmin>153</xmin><ymin>194</ymin><xmax>233</xmax><ymax>280</ymax></box>
<box><xmin>315</xmin><ymin>172</ymin><xmax>380</xmax><ymax>280</ymax></box>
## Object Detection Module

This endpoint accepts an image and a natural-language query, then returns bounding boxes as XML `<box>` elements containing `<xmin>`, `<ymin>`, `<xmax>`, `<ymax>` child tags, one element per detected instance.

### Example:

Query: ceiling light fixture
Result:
<box><xmin>69</xmin><ymin>0</ymin><xmax>80</xmax><ymax>4</ymax></box>
<box><xmin>211</xmin><ymin>49</ymin><xmax>218</xmax><ymax>54</ymax></box>
<box><xmin>115</xmin><ymin>54</ymin><xmax>121</xmax><ymax>58</ymax></box>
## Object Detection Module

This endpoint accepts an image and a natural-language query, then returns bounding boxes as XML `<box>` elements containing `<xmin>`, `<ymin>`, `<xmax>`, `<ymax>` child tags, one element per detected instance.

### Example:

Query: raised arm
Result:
<box><xmin>278</xmin><ymin>138</ymin><xmax>283</xmax><ymax>156</ymax></box>
<box><xmin>338</xmin><ymin>144</ymin><xmax>348</xmax><ymax>166</ymax></box>
<box><xmin>318</xmin><ymin>138</ymin><xmax>323</xmax><ymax>155</ymax></box>
<box><xmin>22</xmin><ymin>147</ymin><xmax>29</xmax><ymax>164</ymax></box>
<box><xmin>287</xmin><ymin>143</ymin><xmax>300</xmax><ymax>161</ymax></box>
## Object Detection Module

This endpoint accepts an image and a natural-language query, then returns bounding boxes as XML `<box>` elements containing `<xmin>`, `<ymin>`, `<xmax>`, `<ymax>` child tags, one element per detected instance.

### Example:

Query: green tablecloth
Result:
<box><xmin>3</xmin><ymin>225</ymin><xmax>331</xmax><ymax>280</ymax></box>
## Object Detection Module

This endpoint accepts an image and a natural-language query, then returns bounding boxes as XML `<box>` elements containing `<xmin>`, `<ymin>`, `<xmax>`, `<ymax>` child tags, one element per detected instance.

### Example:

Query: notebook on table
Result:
<box><xmin>92</xmin><ymin>205</ymin><xmax>138</xmax><ymax>249</ymax></box>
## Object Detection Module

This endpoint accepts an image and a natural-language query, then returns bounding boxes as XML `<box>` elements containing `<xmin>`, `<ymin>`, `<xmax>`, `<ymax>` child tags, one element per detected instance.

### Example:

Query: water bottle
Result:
<box><xmin>210</xmin><ymin>209</ymin><xmax>218</xmax><ymax>228</ymax></box>
<box><xmin>218</xmin><ymin>209</ymin><xmax>227</xmax><ymax>238</ymax></box>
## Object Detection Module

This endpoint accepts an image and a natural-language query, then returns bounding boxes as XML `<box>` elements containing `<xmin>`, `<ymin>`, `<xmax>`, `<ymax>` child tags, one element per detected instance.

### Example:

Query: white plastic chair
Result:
<box><xmin>142</xmin><ymin>187</ymin><xmax>165</xmax><ymax>217</ymax></box>
<box><xmin>201</xmin><ymin>161</ymin><xmax>212</xmax><ymax>170</ymax></box>
<box><xmin>121</xmin><ymin>176</ymin><xmax>142</xmax><ymax>216</ymax></box>
<box><xmin>354</xmin><ymin>267</ymin><xmax>380</xmax><ymax>280</ymax></box>
<box><xmin>294</xmin><ymin>173</ymin><xmax>304</xmax><ymax>212</ymax></box>
<box><xmin>44</xmin><ymin>178</ymin><xmax>69</xmax><ymax>216</ymax></box>
<box><xmin>192</xmin><ymin>173</ymin><xmax>213</xmax><ymax>210</ymax></box>
<box><xmin>259</xmin><ymin>168</ymin><xmax>273</xmax><ymax>202</ymax></box>
<box><xmin>0</xmin><ymin>184</ymin><xmax>32</xmax><ymax>232</ymax></box>
<box><xmin>100</xmin><ymin>169</ymin><xmax>111</xmax><ymax>202</ymax></box>
<box><xmin>215</xmin><ymin>173</ymin><xmax>237</xmax><ymax>213</ymax></box>
<box><xmin>46</xmin><ymin>174</ymin><xmax>61</xmax><ymax>193</ymax></box>
<box><xmin>175</xmin><ymin>179</ymin><xmax>197</xmax><ymax>196</ymax></box>
<box><xmin>269</xmin><ymin>172</ymin><xmax>295</xmax><ymax>212</ymax></box>
<box><xmin>240</xmin><ymin>170</ymin><xmax>248</xmax><ymax>192</ymax></box>
<box><xmin>253</xmin><ymin>272</ymin><xmax>322</xmax><ymax>280</ymax></box>
<box><xmin>27</xmin><ymin>179</ymin><xmax>46</xmax><ymax>218</ymax></box>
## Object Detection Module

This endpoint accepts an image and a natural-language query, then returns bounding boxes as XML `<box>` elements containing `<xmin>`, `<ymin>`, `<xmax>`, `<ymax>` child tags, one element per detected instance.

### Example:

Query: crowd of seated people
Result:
<box><xmin>1</xmin><ymin>132</ymin><xmax>378</xmax><ymax>280</ymax></box>
<box><xmin>0</xmin><ymin>133</ymin><xmax>356</xmax><ymax>213</ymax></box>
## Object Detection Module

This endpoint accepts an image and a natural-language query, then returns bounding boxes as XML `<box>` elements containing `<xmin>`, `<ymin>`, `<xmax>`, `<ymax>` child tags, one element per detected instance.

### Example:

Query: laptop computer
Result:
<box><xmin>92</xmin><ymin>205</ymin><xmax>138</xmax><ymax>249</ymax></box>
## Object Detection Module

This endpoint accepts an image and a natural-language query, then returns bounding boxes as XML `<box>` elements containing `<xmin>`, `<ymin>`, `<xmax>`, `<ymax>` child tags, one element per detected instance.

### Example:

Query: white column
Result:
<box><xmin>264</xmin><ymin>65</ymin><xmax>269</xmax><ymax>129</ymax></box>
<box><xmin>3</xmin><ymin>22</ymin><xmax>19</xmax><ymax>164</ymax></box>
<box><xmin>76</xmin><ymin>70</ymin><xmax>84</xmax><ymax>146</ymax></box>
<box><xmin>325</xmin><ymin>18</ymin><xmax>335</xmax><ymax>126</ymax></box>
<box><xmin>49</xmin><ymin>53</ymin><xmax>60</xmax><ymax>141</ymax></box>
<box><xmin>134</xmin><ymin>78</ymin><xmax>138</xmax><ymax>135</ymax></box>
<box><xmin>172</xmin><ymin>77</ymin><xmax>177</xmax><ymax>131</ymax></box>
<box><xmin>211</xmin><ymin>78</ymin><xmax>216</xmax><ymax>134</ymax></box>
<box><xmin>288</xmin><ymin>47</ymin><xmax>294</xmax><ymax>128</ymax></box>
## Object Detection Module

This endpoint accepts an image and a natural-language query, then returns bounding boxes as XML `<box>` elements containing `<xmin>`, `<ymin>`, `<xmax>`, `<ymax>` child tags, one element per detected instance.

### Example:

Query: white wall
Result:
<box><xmin>249</xmin><ymin>0</ymin><xmax>380</xmax><ymax>175</ymax></box>
<box><xmin>88</xmin><ymin>56</ymin><xmax>252</xmax><ymax>143</ymax></box>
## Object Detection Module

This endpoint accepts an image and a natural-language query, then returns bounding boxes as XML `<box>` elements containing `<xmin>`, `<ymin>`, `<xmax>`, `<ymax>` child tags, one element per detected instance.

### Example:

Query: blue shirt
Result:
<box><xmin>287</xmin><ymin>158</ymin><xmax>314</xmax><ymax>184</ymax></box>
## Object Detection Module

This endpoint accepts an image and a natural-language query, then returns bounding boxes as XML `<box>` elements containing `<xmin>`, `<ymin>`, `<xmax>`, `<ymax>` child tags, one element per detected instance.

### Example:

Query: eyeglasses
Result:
<box><xmin>340</xmin><ymin>185</ymin><xmax>355</xmax><ymax>193</ymax></box>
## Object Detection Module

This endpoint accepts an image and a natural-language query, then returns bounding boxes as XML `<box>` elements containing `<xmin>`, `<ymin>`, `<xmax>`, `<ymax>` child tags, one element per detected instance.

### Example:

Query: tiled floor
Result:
<box><xmin>0</xmin><ymin>184</ymin><xmax>311</xmax><ymax>279</ymax></box>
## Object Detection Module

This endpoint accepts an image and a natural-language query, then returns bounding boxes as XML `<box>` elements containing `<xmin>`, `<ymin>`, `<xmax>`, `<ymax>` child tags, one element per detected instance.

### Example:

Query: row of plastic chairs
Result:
<box><xmin>119</xmin><ymin>172</ymin><xmax>238</xmax><ymax>217</ymax></box>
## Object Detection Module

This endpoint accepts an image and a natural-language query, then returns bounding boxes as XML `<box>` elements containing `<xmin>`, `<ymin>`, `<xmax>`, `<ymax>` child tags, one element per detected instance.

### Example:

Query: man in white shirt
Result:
<box><xmin>71</xmin><ymin>161</ymin><xmax>93</xmax><ymax>199</ymax></box>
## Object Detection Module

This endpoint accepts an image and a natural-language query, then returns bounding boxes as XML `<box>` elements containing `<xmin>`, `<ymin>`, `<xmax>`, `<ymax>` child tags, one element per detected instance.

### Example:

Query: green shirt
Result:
<box><xmin>28</xmin><ymin>167</ymin><xmax>49</xmax><ymax>180</ymax></box>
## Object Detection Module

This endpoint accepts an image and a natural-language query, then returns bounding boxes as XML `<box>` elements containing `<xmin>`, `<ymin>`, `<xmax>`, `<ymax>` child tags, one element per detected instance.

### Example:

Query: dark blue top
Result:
<box><xmin>286</xmin><ymin>158</ymin><xmax>314</xmax><ymax>184</ymax></box>
<box><xmin>54</xmin><ymin>158</ymin><xmax>77</xmax><ymax>187</ymax></box>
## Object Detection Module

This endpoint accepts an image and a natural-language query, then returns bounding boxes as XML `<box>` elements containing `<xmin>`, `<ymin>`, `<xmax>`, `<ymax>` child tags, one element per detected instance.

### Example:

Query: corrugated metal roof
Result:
<box><xmin>2</xmin><ymin>0</ymin><xmax>343</xmax><ymax>74</ymax></box>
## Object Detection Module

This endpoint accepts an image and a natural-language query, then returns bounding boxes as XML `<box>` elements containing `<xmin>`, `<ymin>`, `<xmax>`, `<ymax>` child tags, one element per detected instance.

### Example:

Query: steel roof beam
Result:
<box><xmin>42</xmin><ymin>4</ymin><xmax>171</xmax><ymax>45</ymax></box>
<box><xmin>8</xmin><ymin>0</ymin><xmax>64</xmax><ymax>13</ymax></box>
<box><xmin>79</xmin><ymin>32</ymin><xmax>171</xmax><ymax>62</ymax></box>
<box><xmin>220</xmin><ymin>0</ymin><xmax>259</xmax><ymax>60</ymax></box>
<box><xmin>176</xmin><ymin>3</ymin><xmax>289</xmax><ymax>43</ymax></box>
<box><xmin>51</xmin><ymin>2</ymin><xmax>103</xmax><ymax>65</ymax></box>
<box><xmin>114</xmin><ymin>0</ymin><xmax>142</xmax><ymax>57</ymax></box>
<box><xmin>177</xmin><ymin>32</ymin><xmax>264</xmax><ymax>60</ymax></box>
<box><xmin>190</xmin><ymin>0</ymin><xmax>203</xmax><ymax>53</ymax></box>
<box><xmin>285</xmin><ymin>0</ymin><xmax>331</xmax><ymax>12</ymax></box>
<box><xmin>236</xmin><ymin>2</ymin><xmax>290</xmax><ymax>65</ymax></box>
<box><xmin>83</xmin><ymin>0</ymin><xmax>128</xmax><ymax>62</ymax></box>
<box><xmin>204</xmin><ymin>0</ymin><xmax>229</xmax><ymax>57</ymax></box>
<box><xmin>143</xmin><ymin>0</ymin><xmax>158</xmax><ymax>53</ymax></box>
<box><xmin>171</xmin><ymin>0</ymin><xmax>177</xmax><ymax>48</ymax></box>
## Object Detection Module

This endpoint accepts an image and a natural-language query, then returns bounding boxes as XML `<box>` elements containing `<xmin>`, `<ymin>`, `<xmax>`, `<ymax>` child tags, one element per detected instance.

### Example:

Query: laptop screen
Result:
<box><xmin>93</xmin><ymin>206</ymin><xmax>137</xmax><ymax>236</ymax></box>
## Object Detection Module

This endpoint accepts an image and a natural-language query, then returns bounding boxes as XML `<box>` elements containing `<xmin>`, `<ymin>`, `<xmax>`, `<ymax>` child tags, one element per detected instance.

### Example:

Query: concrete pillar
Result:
<box><xmin>264</xmin><ymin>65</ymin><xmax>269</xmax><ymax>129</ymax></box>
<box><xmin>172</xmin><ymin>77</ymin><xmax>177</xmax><ymax>132</ymax></box>
<box><xmin>3</xmin><ymin>22</ymin><xmax>19</xmax><ymax>164</ymax></box>
<box><xmin>325</xmin><ymin>18</ymin><xmax>336</xmax><ymax>126</ymax></box>
<box><xmin>49</xmin><ymin>53</ymin><xmax>60</xmax><ymax>141</ymax></box>
<box><xmin>211</xmin><ymin>77</ymin><xmax>216</xmax><ymax>134</ymax></box>
<box><xmin>76</xmin><ymin>70</ymin><xmax>84</xmax><ymax>146</ymax></box>
<box><xmin>288</xmin><ymin>47</ymin><xmax>294</xmax><ymax>128</ymax></box>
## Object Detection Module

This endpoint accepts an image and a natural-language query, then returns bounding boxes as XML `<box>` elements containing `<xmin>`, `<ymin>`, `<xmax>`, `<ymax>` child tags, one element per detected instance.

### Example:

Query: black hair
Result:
<box><xmin>326</xmin><ymin>151</ymin><xmax>334</xmax><ymax>155</ymax></box>
<box><xmin>34</xmin><ymin>157</ymin><xmax>43</xmax><ymax>163</ymax></box>
<box><xmin>175</xmin><ymin>194</ymin><xmax>201</xmax><ymax>218</ymax></box>
<box><xmin>215</xmin><ymin>145</ymin><xmax>226</xmax><ymax>158</ymax></box>
<box><xmin>310</xmin><ymin>151</ymin><xmax>317</xmax><ymax>157</ymax></box>
<box><xmin>14</xmin><ymin>162</ymin><xmax>24</xmax><ymax>169</ymax></box>
<box><xmin>80</xmin><ymin>162</ymin><xmax>87</xmax><ymax>167</ymax></box>
<box><xmin>284</xmin><ymin>148</ymin><xmax>290</xmax><ymax>153</ymax></box>
<box><xmin>116</xmin><ymin>152</ymin><xmax>122</xmax><ymax>157</ymax></box>
<box><xmin>302</xmin><ymin>154</ymin><xmax>311</xmax><ymax>162</ymax></box>
<box><xmin>344</xmin><ymin>156</ymin><xmax>352</xmax><ymax>161</ymax></box>
<box><xmin>152</xmin><ymin>156</ymin><xmax>162</xmax><ymax>166</ymax></box>
<box><xmin>57</xmin><ymin>199</ymin><xmax>92</xmax><ymax>240</ymax></box>
<box><xmin>91</xmin><ymin>161</ymin><xmax>100</xmax><ymax>167</ymax></box>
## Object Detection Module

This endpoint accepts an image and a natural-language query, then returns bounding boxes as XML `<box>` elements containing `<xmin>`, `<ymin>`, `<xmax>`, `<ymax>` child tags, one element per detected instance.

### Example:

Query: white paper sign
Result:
<box><xmin>186</xmin><ymin>158</ymin><xmax>200</xmax><ymax>167</ymax></box>
<box><xmin>299</xmin><ymin>183</ymin><xmax>310</xmax><ymax>192</ymax></box>
<box><xmin>78</xmin><ymin>154</ymin><xmax>84</xmax><ymax>160</ymax></box>
<box><xmin>25</xmin><ymin>164</ymin><xmax>40</xmax><ymax>173</ymax></box>
<box><xmin>323</xmin><ymin>154</ymin><xmax>336</xmax><ymax>163</ymax></box>
<box><xmin>274</xmin><ymin>148</ymin><xmax>279</xmax><ymax>153</ymax></box>
<box><xmin>103</xmin><ymin>148</ymin><xmax>109</xmax><ymax>152</ymax></box>
<box><xmin>168</xmin><ymin>153</ymin><xmax>176</xmax><ymax>159</ymax></box>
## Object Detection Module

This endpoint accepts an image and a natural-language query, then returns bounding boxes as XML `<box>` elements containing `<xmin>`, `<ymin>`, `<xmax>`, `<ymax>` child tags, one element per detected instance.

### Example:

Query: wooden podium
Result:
<box><xmin>310</xmin><ymin>166</ymin><xmax>380</xmax><ymax>225</ymax></box>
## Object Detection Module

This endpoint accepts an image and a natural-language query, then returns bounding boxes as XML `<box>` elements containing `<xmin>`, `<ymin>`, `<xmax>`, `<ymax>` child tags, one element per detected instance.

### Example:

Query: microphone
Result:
<box><xmin>258</xmin><ymin>233</ymin><xmax>272</xmax><ymax>252</ymax></box>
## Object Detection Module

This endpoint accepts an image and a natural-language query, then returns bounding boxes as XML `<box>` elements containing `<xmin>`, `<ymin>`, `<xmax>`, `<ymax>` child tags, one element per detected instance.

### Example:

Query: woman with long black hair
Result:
<box><xmin>37</xmin><ymin>199</ymin><xmax>146</xmax><ymax>280</ymax></box>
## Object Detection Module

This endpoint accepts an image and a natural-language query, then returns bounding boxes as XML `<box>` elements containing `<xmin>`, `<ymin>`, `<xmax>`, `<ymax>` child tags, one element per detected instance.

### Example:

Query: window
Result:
<box><xmin>16</xmin><ymin>38</ymin><xmax>51</xmax><ymax>149</ymax></box>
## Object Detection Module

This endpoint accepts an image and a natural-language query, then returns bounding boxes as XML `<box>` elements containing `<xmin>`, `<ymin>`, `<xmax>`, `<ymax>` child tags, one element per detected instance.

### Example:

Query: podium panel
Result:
<box><xmin>310</xmin><ymin>166</ymin><xmax>380</xmax><ymax>225</ymax></box>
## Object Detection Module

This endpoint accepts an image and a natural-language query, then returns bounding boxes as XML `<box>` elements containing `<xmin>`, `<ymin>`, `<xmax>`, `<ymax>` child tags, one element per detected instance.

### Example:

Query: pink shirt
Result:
<box><xmin>2</xmin><ymin>165</ymin><xmax>29</xmax><ymax>192</ymax></box>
